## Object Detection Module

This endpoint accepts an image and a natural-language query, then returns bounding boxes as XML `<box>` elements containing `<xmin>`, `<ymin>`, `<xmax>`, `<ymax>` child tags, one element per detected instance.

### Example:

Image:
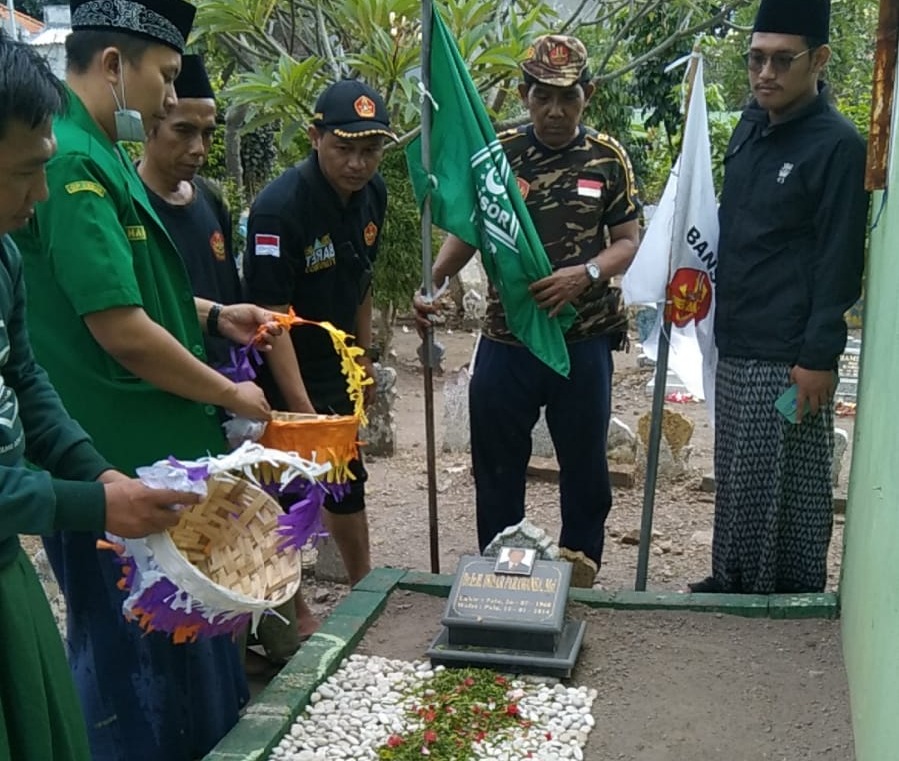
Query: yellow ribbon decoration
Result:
<box><xmin>256</xmin><ymin>308</ymin><xmax>371</xmax><ymax>426</ymax></box>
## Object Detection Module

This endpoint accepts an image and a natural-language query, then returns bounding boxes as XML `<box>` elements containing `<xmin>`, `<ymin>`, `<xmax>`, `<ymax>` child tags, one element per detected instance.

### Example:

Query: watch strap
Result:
<box><xmin>207</xmin><ymin>303</ymin><xmax>224</xmax><ymax>338</ymax></box>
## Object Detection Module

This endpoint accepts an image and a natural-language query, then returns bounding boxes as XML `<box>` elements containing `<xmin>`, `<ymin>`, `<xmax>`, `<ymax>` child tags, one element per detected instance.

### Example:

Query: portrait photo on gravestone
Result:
<box><xmin>495</xmin><ymin>546</ymin><xmax>536</xmax><ymax>576</ymax></box>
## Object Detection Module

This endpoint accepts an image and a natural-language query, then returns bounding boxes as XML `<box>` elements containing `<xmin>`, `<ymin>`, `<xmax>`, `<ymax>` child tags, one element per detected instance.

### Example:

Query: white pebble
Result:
<box><xmin>264</xmin><ymin>655</ymin><xmax>597</xmax><ymax>761</ymax></box>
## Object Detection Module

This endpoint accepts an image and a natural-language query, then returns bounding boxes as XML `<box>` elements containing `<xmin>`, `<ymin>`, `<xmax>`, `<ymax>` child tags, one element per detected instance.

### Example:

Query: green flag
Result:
<box><xmin>406</xmin><ymin>10</ymin><xmax>574</xmax><ymax>377</ymax></box>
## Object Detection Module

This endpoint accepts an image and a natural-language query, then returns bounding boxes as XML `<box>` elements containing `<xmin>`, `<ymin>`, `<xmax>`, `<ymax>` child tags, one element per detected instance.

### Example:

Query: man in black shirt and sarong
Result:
<box><xmin>690</xmin><ymin>0</ymin><xmax>869</xmax><ymax>595</ymax></box>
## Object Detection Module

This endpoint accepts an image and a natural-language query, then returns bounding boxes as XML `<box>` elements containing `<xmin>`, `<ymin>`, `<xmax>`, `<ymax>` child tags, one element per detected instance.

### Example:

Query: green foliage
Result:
<box><xmin>16</xmin><ymin>0</ymin><xmax>45</xmax><ymax>20</ymax></box>
<box><xmin>372</xmin><ymin>148</ymin><xmax>438</xmax><ymax>316</ymax></box>
<box><xmin>703</xmin><ymin>0</ymin><xmax>877</xmax><ymax>122</ymax></box>
<box><xmin>240</xmin><ymin>123</ymin><xmax>278</xmax><ymax>198</ymax></box>
<box><xmin>191</xmin><ymin>0</ymin><xmax>877</xmax><ymax>324</ymax></box>
<box><xmin>224</xmin><ymin>55</ymin><xmax>327</xmax><ymax>145</ymax></box>
<box><xmin>192</xmin><ymin>0</ymin><xmax>559</xmax><ymax>325</ymax></box>
<box><xmin>204</xmin><ymin>121</ymin><xmax>229</xmax><ymax>182</ymax></box>
<box><xmin>194</xmin><ymin>0</ymin><xmax>556</xmax><ymax>141</ymax></box>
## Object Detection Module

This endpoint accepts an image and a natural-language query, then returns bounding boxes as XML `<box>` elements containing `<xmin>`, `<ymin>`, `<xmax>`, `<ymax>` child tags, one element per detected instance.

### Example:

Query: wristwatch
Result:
<box><xmin>207</xmin><ymin>303</ymin><xmax>224</xmax><ymax>338</ymax></box>
<box><xmin>585</xmin><ymin>261</ymin><xmax>602</xmax><ymax>284</ymax></box>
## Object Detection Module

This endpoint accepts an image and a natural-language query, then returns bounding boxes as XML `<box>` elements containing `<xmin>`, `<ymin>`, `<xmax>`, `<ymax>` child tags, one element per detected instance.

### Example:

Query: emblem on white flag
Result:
<box><xmin>622</xmin><ymin>56</ymin><xmax>719</xmax><ymax>417</ymax></box>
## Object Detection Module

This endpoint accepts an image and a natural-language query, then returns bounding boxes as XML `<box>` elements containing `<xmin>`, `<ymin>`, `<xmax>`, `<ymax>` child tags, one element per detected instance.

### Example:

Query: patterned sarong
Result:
<box><xmin>712</xmin><ymin>358</ymin><xmax>835</xmax><ymax>593</ymax></box>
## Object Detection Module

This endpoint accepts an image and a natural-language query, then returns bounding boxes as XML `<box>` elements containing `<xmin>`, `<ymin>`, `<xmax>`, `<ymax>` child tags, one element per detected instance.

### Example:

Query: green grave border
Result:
<box><xmin>204</xmin><ymin>568</ymin><xmax>839</xmax><ymax>759</ymax></box>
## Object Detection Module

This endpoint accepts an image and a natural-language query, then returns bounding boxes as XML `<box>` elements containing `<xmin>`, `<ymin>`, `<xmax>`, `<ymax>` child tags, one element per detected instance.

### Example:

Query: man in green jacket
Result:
<box><xmin>11</xmin><ymin>0</ymin><xmax>278</xmax><ymax>758</ymax></box>
<box><xmin>0</xmin><ymin>33</ymin><xmax>203</xmax><ymax>761</ymax></box>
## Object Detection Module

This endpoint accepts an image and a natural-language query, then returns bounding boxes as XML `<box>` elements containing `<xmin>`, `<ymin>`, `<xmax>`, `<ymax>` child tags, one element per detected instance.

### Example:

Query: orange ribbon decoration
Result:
<box><xmin>254</xmin><ymin>307</ymin><xmax>371</xmax><ymax>425</ymax></box>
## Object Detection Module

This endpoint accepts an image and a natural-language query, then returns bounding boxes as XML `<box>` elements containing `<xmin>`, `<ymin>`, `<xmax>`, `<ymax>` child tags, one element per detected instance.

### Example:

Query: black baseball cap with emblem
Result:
<box><xmin>312</xmin><ymin>79</ymin><xmax>397</xmax><ymax>141</ymax></box>
<box><xmin>69</xmin><ymin>0</ymin><xmax>196</xmax><ymax>53</ymax></box>
<box><xmin>753</xmin><ymin>0</ymin><xmax>830</xmax><ymax>42</ymax></box>
<box><xmin>175</xmin><ymin>54</ymin><xmax>215</xmax><ymax>99</ymax></box>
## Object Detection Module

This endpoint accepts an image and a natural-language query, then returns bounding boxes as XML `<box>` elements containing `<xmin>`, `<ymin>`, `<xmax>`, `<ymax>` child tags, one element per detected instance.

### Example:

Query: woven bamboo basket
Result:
<box><xmin>144</xmin><ymin>472</ymin><xmax>301</xmax><ymax>611</ymax></box>
<box><xmin>259</xmin><ymin>412</ymin><xmax>360</xmax><ymax>481</ymax></box>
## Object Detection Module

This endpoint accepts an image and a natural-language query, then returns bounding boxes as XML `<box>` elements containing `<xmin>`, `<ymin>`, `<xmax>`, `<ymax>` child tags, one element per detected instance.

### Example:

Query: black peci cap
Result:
<box><xmin>70</xmin><ymin>0</ymin><xmax>196</xmax><ymax>53</ymax></box>
<box><xmin>312</xmin><ymin>79</ymin><xmax>396</xmax><ymax>141</ymax></box>
<box><xmin>175</xmin><ymin>54</ymin><xmax>214</xmax><ymax>99</ymax></box>
<box><xmin>753</xmin><ymin>0</ymin><xmax>830</xmax><ymax>43</ymax></box>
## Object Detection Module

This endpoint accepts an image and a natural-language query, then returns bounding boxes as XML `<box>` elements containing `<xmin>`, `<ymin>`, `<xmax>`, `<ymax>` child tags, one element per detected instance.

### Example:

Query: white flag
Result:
<box><xmin>623</xmin><ymin>55</ymin><xmax>719</xmax><ymax>415</ymax></box>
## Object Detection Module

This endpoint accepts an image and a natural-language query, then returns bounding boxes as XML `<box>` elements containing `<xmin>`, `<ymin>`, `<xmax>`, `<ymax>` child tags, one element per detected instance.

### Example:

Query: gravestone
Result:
<box><xmin>427</xmin><ymin>553</ymin><xmax>586</xmax><ymax>678</ymax></box>
<box><xmin>836</xmin><ymin>336</ymin><xmax>861</xmax><ymax>402</ymax></box>
<box><xmin>359</xmin><ymin>363</ymin><xmax>397</xmax><ymax>456</ymax></box>
<box><xmin>644</xmin><ymin>367</ymin><xmax>690</xmax><ymax>397</ymax></box>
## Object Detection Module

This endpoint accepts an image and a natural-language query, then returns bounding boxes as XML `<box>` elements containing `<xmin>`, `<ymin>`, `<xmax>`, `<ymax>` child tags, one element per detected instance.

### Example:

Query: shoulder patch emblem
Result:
<box><xmin>549</xmin><ymin>43</ymin><xmax>570</xmax><ymax>66</ymax></box>
<box><xmin>364</xmin><ymin>221</ymin><xmax>379</xmax><ymax>246</ymax></box>
<box><xmin>65</xmin><ymin>180</ymin><xmax>106</xmax><ymax>197</ymax></box>
<box><xmin>255</xmin><ymin>233</ymin><xmax>281</xmax><ymax>258</ymax></box>
<box><xmin>516</xmin><ymin>177</ymin><xmax>531</xmax><ymax>200</ymax></box>
<box><xmin>210</xmin><ymin>231</ymin><xmax>226</xmax><ymax>261</ymax></box>
<box><xmin>354</xmin><ymin>95</ymin><xmax>376</xmax><ymax>119</ymax></box>
<box><xmin>577</xmin><ymin>176</ymin><xmax>604</xmax><ymax>199</ymax></box>
<box><xmin>125</xmin><ymin>225</ymin><xmax>146</xmax><ymax>241</ymax></box>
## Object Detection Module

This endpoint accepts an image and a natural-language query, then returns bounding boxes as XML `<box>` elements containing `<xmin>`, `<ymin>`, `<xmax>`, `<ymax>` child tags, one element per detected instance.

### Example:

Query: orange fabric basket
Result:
<box><xmin>259</xmin><ymin>412</ymin><xmax>360</xmax><ymax>483</ymax></box>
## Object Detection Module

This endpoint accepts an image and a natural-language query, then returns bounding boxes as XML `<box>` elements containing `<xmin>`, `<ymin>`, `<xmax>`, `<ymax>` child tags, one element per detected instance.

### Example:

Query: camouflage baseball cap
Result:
<box><xmin>521</xmin><ymin>34</ymin><xmax>589</xmax><ymax>87</ymax></box>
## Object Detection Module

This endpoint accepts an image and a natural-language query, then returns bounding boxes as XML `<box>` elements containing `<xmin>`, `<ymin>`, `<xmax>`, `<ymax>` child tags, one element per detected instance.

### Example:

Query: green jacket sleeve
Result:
<box><xmin>0</xmin><ymin>237</ymin><xmax>108</xmax><ymax>537</ymax></box>
<box><xmin>34</xmin><ymin>152</ymin><xmax>143</xmax><ymax>316</ymax></box>
<box><xmin>0</xmin><ymin>466</ymin><xmax>105</xmax><ymax>536</ymax></box>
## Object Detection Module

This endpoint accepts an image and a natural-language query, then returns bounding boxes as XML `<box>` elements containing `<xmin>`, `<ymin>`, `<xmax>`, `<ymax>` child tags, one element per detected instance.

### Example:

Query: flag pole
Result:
<box><xmin>635</xmin><ymin>45</ymin><xmax>701</xmax><ymax>591</ymax></box>
<box><xmin>418</xmin><ymin>0</ymin><xmax>441</xmax><ymax>574</ymax></box>
<box><xmin>6</xmin><ymin>0</ymin><xmax>17</xmax><ymax>37</ymax></box>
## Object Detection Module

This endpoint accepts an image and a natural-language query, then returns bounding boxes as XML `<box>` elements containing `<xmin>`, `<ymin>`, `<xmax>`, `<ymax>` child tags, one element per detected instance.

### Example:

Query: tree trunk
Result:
<box><xmin>378</xmin><ymin>301</ymin><xmax>396</xmax><ymax>358</ymax></box>
<box><xmin>224</xmin><ymin>103</ymin><xmax>248</xmax><ymax>185</ymax></box>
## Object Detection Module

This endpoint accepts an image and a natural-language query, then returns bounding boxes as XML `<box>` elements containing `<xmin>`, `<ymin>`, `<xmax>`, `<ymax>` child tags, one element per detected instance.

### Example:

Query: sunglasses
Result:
<box><xmin>743</xmin><ymin>48</ymin><xmax>815</xmax><ymax>74</ymax></box>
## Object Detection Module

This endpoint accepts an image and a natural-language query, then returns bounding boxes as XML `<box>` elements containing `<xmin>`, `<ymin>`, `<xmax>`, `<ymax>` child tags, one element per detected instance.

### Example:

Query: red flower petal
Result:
<box><xmin>387</xmin><ymin>734</ymin><xmax>404</xmax><ymax>747</ymax></box>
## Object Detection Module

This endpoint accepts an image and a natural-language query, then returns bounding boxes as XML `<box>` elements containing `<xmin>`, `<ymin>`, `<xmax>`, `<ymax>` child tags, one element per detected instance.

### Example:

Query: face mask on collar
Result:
<box><xmin>110</xmin><ymin>57</ymin><xmax>146</xmax><ymax>142</ymax></box>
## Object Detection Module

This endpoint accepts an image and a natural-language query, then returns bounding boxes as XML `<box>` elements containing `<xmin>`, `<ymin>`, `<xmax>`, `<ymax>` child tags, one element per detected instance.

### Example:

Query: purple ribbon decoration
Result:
<box><xmin>216</xmin><ymin>344</ymin><xmax>263</xmax><ymax>383</ymax></box>
<box><xmin>131</xmin><ymin>577</ymin><xmax>251</xmax><ymax>640</ymax></box>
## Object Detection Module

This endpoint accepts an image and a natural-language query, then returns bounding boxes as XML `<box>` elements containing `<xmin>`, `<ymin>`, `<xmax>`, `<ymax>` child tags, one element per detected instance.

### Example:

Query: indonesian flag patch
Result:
<box><xmin>577</xmin><ymin>177</ymin><xmax>604</xmax><ymax>199</ymax></box>
<box><xmin>255</xmin><ymin>233</ymin><xmax>281</xmax><ymax>258</ymax></box>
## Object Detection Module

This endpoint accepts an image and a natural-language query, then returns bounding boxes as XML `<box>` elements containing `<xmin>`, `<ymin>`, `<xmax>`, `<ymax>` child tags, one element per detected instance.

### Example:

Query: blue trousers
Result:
<box><xmin>469</xmin><ymin>335</ymin><xmax>614</xmax><ymax>567</ymax></box>
<box><xmin>43</xmin><ymin>532</ymin><xmax>248</xmax><ymax>761</ymax></box>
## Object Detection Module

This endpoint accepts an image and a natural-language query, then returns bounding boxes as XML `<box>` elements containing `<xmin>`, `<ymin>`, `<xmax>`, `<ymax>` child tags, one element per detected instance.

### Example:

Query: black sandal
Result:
<box><xmin>688</xmin><ymin>576</ymin><xmax>722</xmax><ymax>593</ymax></box>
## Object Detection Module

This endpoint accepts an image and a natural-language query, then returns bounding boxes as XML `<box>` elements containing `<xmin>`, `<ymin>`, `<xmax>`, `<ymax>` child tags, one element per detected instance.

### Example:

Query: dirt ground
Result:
<box><xmin>21</xmin><ymin>320</ymin><xmax>851</xmax><ymax>621</ymax></box>
<box><xmin>363</xmin><ymin>324</ymin><xmax>851</xmax><ymax>592</ymax></box>
<box><xmin>357</xmin><ymin>592</ymin><xmax>855</xmax><ymax>761</ymax></box>
<box><xmin>19</xmin><ymin>320</ymin><xmax>857</xmax><ymax>755</ymax></box>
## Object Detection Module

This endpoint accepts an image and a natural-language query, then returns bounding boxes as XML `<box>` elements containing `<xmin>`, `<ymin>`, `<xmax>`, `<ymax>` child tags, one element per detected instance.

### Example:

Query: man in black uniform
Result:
<box><xmin>244</xmin><ymin>79</ymin><xmax>392</xmax><ymax>589</ymax></box>
<box><xmin>690</xmin><ymin>0</ymin><xmax>869</xmax><ymax>594</ymax></box>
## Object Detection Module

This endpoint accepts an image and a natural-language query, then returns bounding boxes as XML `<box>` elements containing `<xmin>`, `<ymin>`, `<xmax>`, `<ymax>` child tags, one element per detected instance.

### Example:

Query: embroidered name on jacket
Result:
<box><xmin>305</xmin><ymin>235</ymin><xmax>336</xmax><ymax>273</ymax></box>
<box><xmin>65</xmin><ymin>180</ymin><xmax>106</xmax><ymax>197</ymax></box>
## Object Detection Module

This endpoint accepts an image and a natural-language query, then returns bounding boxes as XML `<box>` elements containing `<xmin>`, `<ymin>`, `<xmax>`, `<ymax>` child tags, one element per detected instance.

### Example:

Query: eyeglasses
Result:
<box><xmin>743</xmin><ymin>48</ymin><xmax>814</xmax><ymax>74</ymax></box>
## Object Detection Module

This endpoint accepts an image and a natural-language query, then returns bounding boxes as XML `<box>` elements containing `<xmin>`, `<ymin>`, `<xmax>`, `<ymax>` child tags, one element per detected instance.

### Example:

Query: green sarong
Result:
<box><xmin>0</xmin><ymin>549</ymin><xmax>91</xmax><ymax>761</ymax></box>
